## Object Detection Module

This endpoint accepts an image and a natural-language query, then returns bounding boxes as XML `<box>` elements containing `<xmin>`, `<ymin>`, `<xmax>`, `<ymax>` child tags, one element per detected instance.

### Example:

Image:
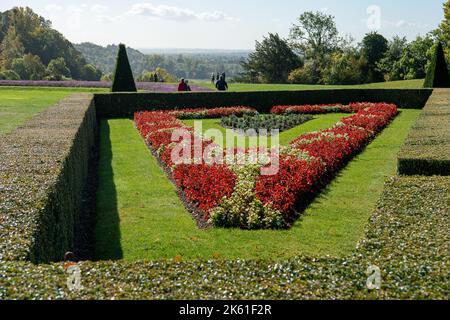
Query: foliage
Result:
<box><xmin>221</xmin><ymin>113</ymin><xmax>313</xmax><ymax>134</ymax></box>
<box><xmin>423</xmin><ymin>41</ymin><xmax>450</xmax><ymax>88</ymax></box>
<box><xmin>0</xmin><ymin>69</ymin><xmax>20</xmax><ymax>80</ymax></box>
<box><xmin>322</xmin><ymin>50</ymin><xmax>367</xmax><ymax>85</ymax></box>
<box><xmin>288</xmin><ymin>61</ymin><xmax>320</xmax><ymax>84</ymax></box>
<box><xmin>289</xmin><ymin>11</ymin><xmax>341</xmax><ymax>60</ymax></box>
<box><xmin>240</xmin><ymin>33</ymin><xmax>302</xmax><ymax>84</ymax></box>
<box><xmin>378</xmin><ymin>36</ymin><xmax>434</xmax><ymax>81</ymax></box>
<box><xmin>0</xmin><ymin>7</ymin><xmax>102</xmax><ymax>80</ymax></box>
<box><xmin>45</xmin><ymin>57</ymin><xmax>71</xmax><ymax>80</ymax></box>
<box><xmin>81</xmin><ymin>64</ymin><xmax>102</xmax><ymax>81</ymax></box>
<box><xmin>76</xmin><ymin>42</ymin><xmax>247</xmax><ymax>80</ymax></box>
<box><xmin>111</xmin><ymin>44</ymin><xmax>137</xmax><ymax>92</ymax></box>
<box><xmin>434</xmin><ymin>0</ymin><xmax>450</xmax><ymax>67</ymax></box>
<box><xmin>361</xmin><ymin>32</ymin><xmax>389</xmax><ymax>82</ymax></box>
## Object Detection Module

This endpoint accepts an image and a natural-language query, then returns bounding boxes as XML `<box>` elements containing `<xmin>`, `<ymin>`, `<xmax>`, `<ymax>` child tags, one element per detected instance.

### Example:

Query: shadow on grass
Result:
<box><xmin>95</xmin><ymin>120</ymin><xmax>123</xmax><ymax>260</ymax></box>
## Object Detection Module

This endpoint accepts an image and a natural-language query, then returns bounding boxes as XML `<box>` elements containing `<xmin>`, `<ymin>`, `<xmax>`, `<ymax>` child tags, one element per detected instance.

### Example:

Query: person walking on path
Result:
<box><xmin>178</xmin><ymin>78</ymin><xmax>188</xmax><ymax>92</ymax></box>
<box><xmin>185</xmin><ymin>80</ymin><xmax>192</xmax><ymax>91</ymax></box>
<box><xmin>211</xmin><ymin>73</ymin><xmax>216</xmax><ymax>84</ymax></box>
<box><xmin>215</xmin><ymin>75</ymin><xmax>228</xmax><ymax>91</ymax></box>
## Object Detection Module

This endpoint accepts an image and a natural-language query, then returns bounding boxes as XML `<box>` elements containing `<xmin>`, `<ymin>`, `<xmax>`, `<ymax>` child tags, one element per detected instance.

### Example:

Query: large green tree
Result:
<box><xmin>289</xmin><ymin>11</ymin><xmax>341</xmax><ymax>59</ymax></box>
<box><xmin>0</xmin><ymin>26</ymin><xmax>24</xmax><ymax>69</ymax></box>
<box><xmin>240</xmin><ymin>33</ymin><xmax>302</xmax><ymax>83</ymax></box>
<box><xmin>288</xmin><ymin>11</ymin><xmax>343</xmax><ymax>83</ymax></box>
<box><xmin>361</xmin><ymin>32</ymin><xmax>389</xmax><ymax>82</ymax></box>
<box><xmin>435</xmin><ymin>0</ymin><xmax>449</xmax><ymax>65</ymax></box>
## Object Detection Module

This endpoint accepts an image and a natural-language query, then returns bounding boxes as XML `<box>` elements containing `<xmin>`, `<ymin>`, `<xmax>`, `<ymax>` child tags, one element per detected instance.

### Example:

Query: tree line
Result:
<box><xmin>0</xmin><ymin>7</ymin><xmax>102</xmax><ymax>81</ymax></box>
<box><xmin>75</xmin><ymin>42</ymin><xmax>247</xmax><ymax>82</ymax></box>
<box><xmin>239</xmin><ymin>2</ymin><xmax>449</xmax><ymax>85</ymax></box>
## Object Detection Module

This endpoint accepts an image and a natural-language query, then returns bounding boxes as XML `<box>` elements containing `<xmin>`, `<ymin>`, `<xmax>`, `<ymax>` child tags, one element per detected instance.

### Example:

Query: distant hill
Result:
<box><xmin>138</xmin><ymin>48</ymin><xmax>252</xmax><ymax>56</ymax></box>
<box><xmin>0</xmin><ymin>7</ymin><xmax>102</xmax><ymax>81</ymax></box>
<box><xmin>74</xmin><ymin>42</ymin><xmax>148</xmax><ymax>77</ymax></box>
<box><xmin>75</xmin><ymin>43</ymin><xmax>249</xmax><ymax>80</ymax></box>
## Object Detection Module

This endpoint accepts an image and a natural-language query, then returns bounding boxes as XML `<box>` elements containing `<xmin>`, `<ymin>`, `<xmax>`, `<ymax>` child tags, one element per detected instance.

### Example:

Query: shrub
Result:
<box><xmin>45</xmin><ymin>57</ymin><xmax>71</xmax><ymax>81</ymax></box>
<box><xmin>288</xmin><ymin>62</ymin><xmax>319</xmax><ymax>84</ymax></box>
<box><xmin>82</xmin><ymin>64</ymin><xmax>102</xmax><ymax>81</ymax></box>
<box><xmin>423</xmin><ymin>42</ymin><xmax>450</xmax><ymax>88</ymax></box>
<box><xmin>0</xmin><ymin>69</ymin><xmax>20</xmax><ymax>80</ymax></box>
<box><xmin>111</xmin><ymin>44</ymin><xmax>137</xmax><ymax>92</ymax></box>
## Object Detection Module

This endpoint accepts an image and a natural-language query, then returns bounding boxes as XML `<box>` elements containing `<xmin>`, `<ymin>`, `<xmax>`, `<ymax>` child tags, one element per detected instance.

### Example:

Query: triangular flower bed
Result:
<box><xmin>135</xmin><ymin>103</ymin><xmax>398</xmax><ymax>230</ymax></box>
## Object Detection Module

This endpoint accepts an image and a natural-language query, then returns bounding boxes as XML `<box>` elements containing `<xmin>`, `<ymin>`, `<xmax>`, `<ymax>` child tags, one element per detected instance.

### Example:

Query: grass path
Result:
<box><xmin>95</xmin><ymin>110</ymin><xmax>421</xmax><ymax>261</ymax></box>
<box><xmin>0</xmin><ymin>87</ymin><xmax>105</xmax><ymax>135</ymax></box>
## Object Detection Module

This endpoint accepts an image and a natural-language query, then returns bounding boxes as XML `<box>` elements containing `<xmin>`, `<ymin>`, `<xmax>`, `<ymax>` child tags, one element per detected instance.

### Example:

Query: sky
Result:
<box><xmin>0</xmin><ymin>0</ymin><xmax>445</xmax><ymax>50</ymax></box>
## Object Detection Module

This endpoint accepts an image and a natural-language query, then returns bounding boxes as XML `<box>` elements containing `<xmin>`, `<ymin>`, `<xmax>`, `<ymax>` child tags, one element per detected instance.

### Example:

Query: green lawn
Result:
<box><xmin>194</xmin><ymin>79</ymin><xmax>425</xmax><ymax>92</ymax></box>
<box><xmin>95</xmin><ymin>109</ymin><xmax>421</xmax><ymax>261</ymax></box>
<box><xmin>0</xmin><ymin>87</ymin><xmax>106</xmax><ymax>135</ymax></box>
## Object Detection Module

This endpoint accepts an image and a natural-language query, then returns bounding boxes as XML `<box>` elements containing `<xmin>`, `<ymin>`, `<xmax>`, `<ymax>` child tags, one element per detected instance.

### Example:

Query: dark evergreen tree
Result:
<box><xmin>424</xmin><ymin>42</ymin><xmax>450</xmax><ymax>88</ymax></box>
<box><xmin>111</xmin><ymin>44</ymin><xmax>137</xmax><ymax>92</ymax></box>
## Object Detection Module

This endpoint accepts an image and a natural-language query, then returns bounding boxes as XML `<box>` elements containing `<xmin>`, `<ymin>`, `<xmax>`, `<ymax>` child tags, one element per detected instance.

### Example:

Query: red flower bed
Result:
<box><xmin>255</xmin><ymin>103</ymin><xmax>398</xmax><ymax>215</ymax></box>
<box><xmin>271</xmin><ymin>102</ymin><xmax>382</xmax><ymax>115</ymax></box>
<box><xmin>134</xmin><ymin>103</ymin><xmax>398</xmax><ymax>229</ymax></box>
<box><xmin>173</xmin><ymin>164</ymin><xmax>236</xmax><ymax>216</ymax></box>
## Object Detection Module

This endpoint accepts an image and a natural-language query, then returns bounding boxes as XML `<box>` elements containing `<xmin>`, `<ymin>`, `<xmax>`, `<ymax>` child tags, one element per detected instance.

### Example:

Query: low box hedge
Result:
<box><xmin>0</xmin><ymin>94</ymin><xmax>97</xmax><ymax>263</ymax></box>
<box><xmin>94</xmin><ymin>89</ymin><xmax>432</xmax><ymax>118</ymax></box>
<box><xmin>398</xmin><ymin>89</ymin><xmax>450</xmax><ymax>175</ymax></box>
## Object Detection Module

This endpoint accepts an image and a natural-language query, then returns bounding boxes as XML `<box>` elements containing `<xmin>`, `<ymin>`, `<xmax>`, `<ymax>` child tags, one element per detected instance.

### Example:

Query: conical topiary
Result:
<box><xmin>423</xmin><ymin>41</ymin><xmax>450</xmax><ymax>88</ymax></box>
<box><xmin>111</xmin><ymin>44</ymin><xmax>137</xmax><ymax>92</ymax></box>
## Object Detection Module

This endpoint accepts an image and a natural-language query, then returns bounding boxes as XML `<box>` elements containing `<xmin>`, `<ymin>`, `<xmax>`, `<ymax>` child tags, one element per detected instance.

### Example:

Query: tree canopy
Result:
<box><xmin>240</xmin><ymin>33</ymin><xmax>302</xmax><ymax>83</ymax></box>
<box><xmin>0</xmin><ymin>7</ymin><xmax>102</xmax><ymax>81</ymax></box>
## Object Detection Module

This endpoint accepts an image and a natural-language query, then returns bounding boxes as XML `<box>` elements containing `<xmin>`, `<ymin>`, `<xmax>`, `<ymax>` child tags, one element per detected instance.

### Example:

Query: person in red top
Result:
<box><xmin>178</xmin><ymin>78</ymin><xmax>188</xmax><ymax>92</ymax></box>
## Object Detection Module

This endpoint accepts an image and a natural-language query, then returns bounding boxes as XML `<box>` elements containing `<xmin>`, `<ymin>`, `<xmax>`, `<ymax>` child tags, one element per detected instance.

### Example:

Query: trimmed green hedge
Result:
<box><xmin>423</xmin><ymin>42</ymin><xmax>450</xmax><ymax>88</ymax></box>
<box><xmin>111</xmin><ymin>44</ymin><xmax>137</xmax><ymax>93</ymax></box>
<box><xmin>0</xmin><ymin>175</ymin><xmax>447</xmax><ymax>299</ymax></box>
<box><xmin>0</xmin><ymin>94</ymin><xmax>97</xmax><ymax>263</ymax></box>
<box><xmin>398</xmin><ymin>89</ymin><xmax>450</xmax><ymax>175</ymax></box>
<box><xmin>94</xmin><ymin>89</ymin><xmax>432</xmax><ymax>118</ymax></box>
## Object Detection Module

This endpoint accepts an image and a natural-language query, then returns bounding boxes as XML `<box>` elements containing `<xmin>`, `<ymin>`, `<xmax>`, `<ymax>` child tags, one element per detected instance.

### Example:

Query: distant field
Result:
<box><xmin>195</xmin><ymin>79</ymin><xmax>425</xmax><ymax>91</ymax></box>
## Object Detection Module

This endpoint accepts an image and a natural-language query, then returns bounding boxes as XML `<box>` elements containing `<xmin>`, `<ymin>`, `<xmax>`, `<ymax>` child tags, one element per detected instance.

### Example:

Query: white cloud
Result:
<box><xmin>91</xmin><ymin>4</ymin><xmax>109</xmax><ymax>14</ymax></box>
<box><xmin>45</xmin><ymin>4</ymin><xmax>63</xmax><ymax>12</ymax></box>
<box><xmin>127</xmin><ymin>3</ymin><xmax>237</xmax><ymax>22</ymax></box>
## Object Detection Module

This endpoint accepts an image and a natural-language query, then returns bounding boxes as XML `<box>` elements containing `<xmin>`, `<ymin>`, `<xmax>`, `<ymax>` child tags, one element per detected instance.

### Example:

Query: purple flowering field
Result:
<box><xmin>0</xmin><ymin>80</ymin><xmax>212</xmax><ymax>92</ymax></box>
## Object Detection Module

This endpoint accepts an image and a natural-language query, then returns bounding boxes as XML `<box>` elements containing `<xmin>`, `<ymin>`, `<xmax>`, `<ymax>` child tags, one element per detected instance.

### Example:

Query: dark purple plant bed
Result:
<box><xmin>0</xmin><ymin>80</ymin><xmax>212</xmax><ymax>92</ymax></box>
